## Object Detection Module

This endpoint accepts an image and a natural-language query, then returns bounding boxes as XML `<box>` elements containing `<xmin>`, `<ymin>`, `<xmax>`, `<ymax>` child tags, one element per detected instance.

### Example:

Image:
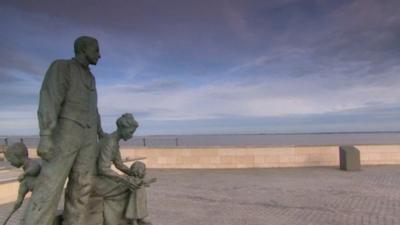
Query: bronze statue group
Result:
<box><xmin>3</xmin><ymin>36</ymin><xmax>155</xmax><ymax>225</ymax></box>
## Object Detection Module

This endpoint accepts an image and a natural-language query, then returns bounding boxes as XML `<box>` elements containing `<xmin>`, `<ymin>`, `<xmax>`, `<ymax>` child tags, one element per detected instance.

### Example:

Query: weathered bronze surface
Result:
<box><xmin>23</xmin><ymin>36</ymin><xmax>104</xmax><ymax>225</ymax></box>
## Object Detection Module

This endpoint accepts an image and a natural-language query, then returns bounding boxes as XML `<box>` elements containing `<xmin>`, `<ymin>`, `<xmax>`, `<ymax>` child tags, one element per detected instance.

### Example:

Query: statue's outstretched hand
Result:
<box><xmin>143</xmin><ymin>177</ymin><xmax>157</xmax><ymax>187</ymax></box>
<box><xmin>37</xmin><ymin>136</ymin><xmax>54</xmax><ymax>161</ymax></box>
<box><xmin>121</xmin><ymin>177</ymin><xmax>139</xmax><ymax>191</ymax></box>
<box><xmin>128</xmin><ymin>180</ymin><xmax>139</xmax><ymax>191</ymax></box>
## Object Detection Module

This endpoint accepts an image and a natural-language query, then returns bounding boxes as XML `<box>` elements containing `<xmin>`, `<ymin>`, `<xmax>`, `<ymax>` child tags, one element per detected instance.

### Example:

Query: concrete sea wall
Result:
<box><xmin>20</xmin><ymin>145</ymin><xmax>400</xmax><ymax>168</ymax></box>
<box><xmin>13</xmin><ymin>144</ymin><xmax>400</xmax><ymax>168</ymax></box>
<box><xmin>119</xmin><ymin>145</ymin><xmax>400</xmax><ymax>168</ymax></box>
<box><xmin>1</xmin><ymin>145</ymin><xmax>400</xmax><ymax>204</ymax></box>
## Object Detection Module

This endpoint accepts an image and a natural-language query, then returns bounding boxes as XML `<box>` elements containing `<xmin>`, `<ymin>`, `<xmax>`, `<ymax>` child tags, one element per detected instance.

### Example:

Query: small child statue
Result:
<box><xmin>2</xmin><ymin>143</ymin><xmax>41</xmax><ymax>225</ymax></box>
<box><xmin>125</xmin><ymin>161</ymin><xmax>157</xmax><ymax>225</ymax></box>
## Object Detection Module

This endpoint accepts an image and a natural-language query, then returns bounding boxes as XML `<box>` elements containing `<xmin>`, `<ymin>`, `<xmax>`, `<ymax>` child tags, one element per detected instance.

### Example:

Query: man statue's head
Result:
<box><xmin>74</xmin><ymin>36</ymin><xmax>101</xmax><ymax>65</ymax></box>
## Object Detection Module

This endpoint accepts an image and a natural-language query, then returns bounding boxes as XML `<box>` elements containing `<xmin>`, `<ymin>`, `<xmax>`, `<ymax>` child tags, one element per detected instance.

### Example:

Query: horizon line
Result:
<box><xmin>2</xmin><ymin>130</ymin><xmax>400</xmax><ymax>138</ymax></box>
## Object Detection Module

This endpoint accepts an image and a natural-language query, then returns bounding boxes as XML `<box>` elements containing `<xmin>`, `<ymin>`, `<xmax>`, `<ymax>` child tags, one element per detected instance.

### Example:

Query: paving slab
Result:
<box><xmin>2</xmin><ymin>166</ymin><xmax>400</xmax><ymax>225</ymax></box>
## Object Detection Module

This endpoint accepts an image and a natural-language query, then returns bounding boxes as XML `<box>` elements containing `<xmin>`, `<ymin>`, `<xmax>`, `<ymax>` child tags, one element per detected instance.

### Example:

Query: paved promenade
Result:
<box><xmin>2</xmin><ymin>166</ymin><xmax>400</xmax><ymax>225</ymax></box>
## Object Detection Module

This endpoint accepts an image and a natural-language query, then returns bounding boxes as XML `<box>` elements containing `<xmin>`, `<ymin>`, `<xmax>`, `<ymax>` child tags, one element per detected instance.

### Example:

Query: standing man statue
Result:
<box><xmin>23</xmin><ymin>36</ymin><xmax>105</xmax><ymax>225</ymax></box>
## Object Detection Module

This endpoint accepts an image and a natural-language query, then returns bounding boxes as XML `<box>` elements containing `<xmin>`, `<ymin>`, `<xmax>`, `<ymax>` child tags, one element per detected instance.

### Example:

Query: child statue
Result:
<box><xmin>2</xmin><ymin>143</ymin><xmax>41</xmax><ymax>225</ymax></box>
<box><xmin>125</xmin><ymin>161</ymin><xmax>157</xmax><ymax>225</ymax></box>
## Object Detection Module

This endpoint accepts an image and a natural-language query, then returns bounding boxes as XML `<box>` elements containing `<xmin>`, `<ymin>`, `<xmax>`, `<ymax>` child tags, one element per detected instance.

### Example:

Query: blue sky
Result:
<box><xmin>1</xmin><ymin>0</ymin><xmax>400</xmax><ymax>135</ymax></box>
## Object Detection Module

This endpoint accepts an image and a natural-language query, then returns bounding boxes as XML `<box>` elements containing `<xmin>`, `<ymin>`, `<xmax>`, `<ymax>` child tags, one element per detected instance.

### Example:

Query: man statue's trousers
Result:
<box><xmin>22</xmin><ymin>119</ymin><xmax>98</xmax><ymax>225</ymax></box>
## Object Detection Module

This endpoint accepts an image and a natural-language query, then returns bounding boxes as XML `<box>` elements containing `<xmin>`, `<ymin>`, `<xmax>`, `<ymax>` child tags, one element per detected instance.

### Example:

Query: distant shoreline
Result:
<box><xmin>2</xmin><ymin>130</ymin><xmax>400</xmax><ymax>138</ymax></box>
<box><xmin>2</xmin><ymin>132</ymin><xmax>400</xmax><ymax>148</ymax></box>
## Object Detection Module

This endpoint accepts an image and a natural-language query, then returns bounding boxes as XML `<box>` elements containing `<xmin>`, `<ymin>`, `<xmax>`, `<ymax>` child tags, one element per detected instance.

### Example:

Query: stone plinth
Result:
<box><xmin>339</xmin><ymin>146</ymin><xmax>361</xmax><ymax>171</ymax></box>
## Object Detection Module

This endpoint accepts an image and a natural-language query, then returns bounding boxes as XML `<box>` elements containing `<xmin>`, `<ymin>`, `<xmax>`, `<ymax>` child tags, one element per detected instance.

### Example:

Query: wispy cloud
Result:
<box><xmin>1</xmin><ymin>0</ymin><xmax>400</xmax><ymax>135</ymax></box>
<box><xmin>98</xmin><ymin>66</ymin><xmax>400</xmax><ymax>121</ymax></box>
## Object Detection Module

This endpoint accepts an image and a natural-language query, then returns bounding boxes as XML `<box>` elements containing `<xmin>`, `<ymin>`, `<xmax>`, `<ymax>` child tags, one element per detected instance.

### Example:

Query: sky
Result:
<box><xmin>1</xmin><ymin>0</ymin><xmax>400</xmax><ymax>135</ymax></box>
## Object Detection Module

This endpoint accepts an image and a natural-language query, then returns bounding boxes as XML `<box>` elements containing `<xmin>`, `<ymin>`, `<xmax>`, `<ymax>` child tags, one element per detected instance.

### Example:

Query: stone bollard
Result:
<box><xmin>339</xmin><ymin>146</ymin><xmax>361</xmax><ymax>171</ymax></box>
